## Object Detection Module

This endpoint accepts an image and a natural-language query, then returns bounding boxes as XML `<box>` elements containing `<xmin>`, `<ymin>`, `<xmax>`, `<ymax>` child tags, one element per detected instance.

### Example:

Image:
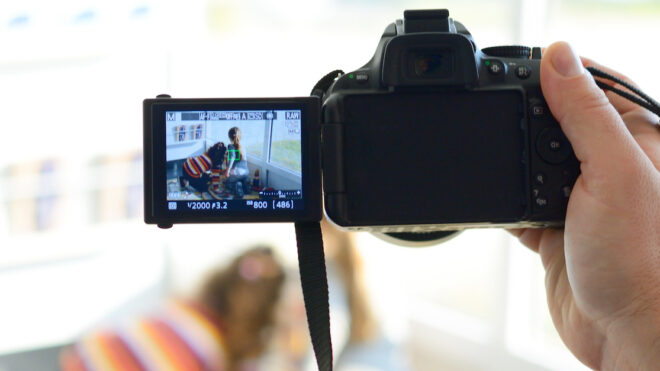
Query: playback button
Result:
<box><xmin>529</xmin><ymin>99</ymin><xmax>547</xmax><ymax>117</ymax></box>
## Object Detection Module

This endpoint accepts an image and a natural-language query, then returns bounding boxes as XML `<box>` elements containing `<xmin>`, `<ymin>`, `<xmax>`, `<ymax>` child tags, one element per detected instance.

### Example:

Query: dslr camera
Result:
<box><xmin>143</xmin><ymin>9</ymin><xmax>579</xmax><ymax>238</ymax></box>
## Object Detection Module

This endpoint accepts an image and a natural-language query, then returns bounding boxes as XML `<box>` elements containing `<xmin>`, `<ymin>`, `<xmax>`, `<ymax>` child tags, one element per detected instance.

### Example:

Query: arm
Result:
<box><xmin>226</xmin><ymin>148</ymin><xmax>235</xmax><ymax>177</ymax></box>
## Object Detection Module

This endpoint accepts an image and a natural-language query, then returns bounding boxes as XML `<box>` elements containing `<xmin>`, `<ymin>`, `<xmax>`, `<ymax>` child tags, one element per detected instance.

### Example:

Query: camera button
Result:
<box><xmin>561</xmin><ymin>185</ymin><xmax>572</xmax><ymax>199</ymax></box>
<box><xmin>534</xmin><ymin>172</ymin><xmax>546</xmax><ymax>185</ymax></box>
<box><xmin>549</xmin><ymin>138</ymin><xmax>562</xmax><ymax>152</ymax></box>
<box><xmin>535</xmin><ymin>196</ymin><xmax>548</xmax><ymax>208</ymax></box>
<box><xmin>529</xmin><ymin>101</ymin><xmax>546</xmax><ymax>117</ymax></box>
<box><xmin>355</xmin><ymin>72</ymin><xmax>369</xmax><ymax>83</ymax></box>
<box><xmin>486</xmin><ymin>60</ymin><xmax>505</xmax><ymax>75</ymax></box>
<box><xmin>536</xmin><ymin>127</ymin><xmax>572</xmax><ymax>164</ymax></box>
<box><xmin>515</xmin><ymin>65</ymin><xmax>532</xmax><ymax>79</ymax></box>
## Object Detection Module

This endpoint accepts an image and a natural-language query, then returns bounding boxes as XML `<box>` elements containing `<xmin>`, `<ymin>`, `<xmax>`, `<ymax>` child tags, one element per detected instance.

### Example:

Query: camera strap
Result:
<box><xmin>587</xmin><ymin>67</ymin><xmax>660</xmax><ymax>117</ymax></box>
<box><xmin>295</xmin><ymin>222</ymin><xmax>333</xmax><ymax>371</ymax></box>
<box><xmin>290</xmin><ymin>70</ymin><xmax>346</xmax><ymax>371</ymax></box>
<box><xmin>292</xmin><ymin>70</ymin><xmax>348</xmax><ymax>371</ymax></box>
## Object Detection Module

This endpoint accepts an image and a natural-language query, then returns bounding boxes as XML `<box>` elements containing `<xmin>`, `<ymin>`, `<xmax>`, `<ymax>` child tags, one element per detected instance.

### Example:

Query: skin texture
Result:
<box><xmin>509</xmin><ymin>42</ymin><xmax>660</xmax><ymax>370</ymax></box>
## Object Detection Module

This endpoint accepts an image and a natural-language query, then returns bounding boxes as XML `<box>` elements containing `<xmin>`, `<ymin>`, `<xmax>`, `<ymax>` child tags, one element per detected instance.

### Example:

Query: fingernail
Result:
<box><xmin>551</xmin><ymin>42</ymin><xmax>584</xmax><ymax>77</ymax></box>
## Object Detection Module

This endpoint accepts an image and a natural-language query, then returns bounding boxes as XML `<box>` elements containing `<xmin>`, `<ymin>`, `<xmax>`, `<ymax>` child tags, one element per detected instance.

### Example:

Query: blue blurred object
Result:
<box><xmin>73</xmin><ymin>10</ymin><xmax>96</xmax><ymax>24</ymax></box>
<box><xmin>132</xmin><ymin>5</ymin><xmax>150</xmax><ymax>18</ymax></box>
<box><xmin>337</xmin><ymin>335</ymin><xmax>410</xmax><ymax>371</ymax></box>
<box><xmin>8</xmin><ymin>14</ymin><xmax>29</xmax><ymax>28</ymax></box>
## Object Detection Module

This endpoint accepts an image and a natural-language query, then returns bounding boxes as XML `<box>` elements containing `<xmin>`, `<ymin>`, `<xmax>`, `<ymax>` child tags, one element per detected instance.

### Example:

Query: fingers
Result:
<box><xmin>577</xmin><ymin>52</ymin><xmax>660</xmax><ymax>168</ymax></box>
<box><xmin>624</xmin><ymin>111</ymin><xmax>660</xmax><ymax>172</ymax></box>
<box><xmin>579</xmin><ymin>56</ymin><xmax>660</xmax><ymax>143</ymax></box>
<box><xmin>578</xmin><ymin>56</ymin><xmax>641</xmax><ymax>116</ymax></box>
<box><xmin>508</xmin><ymin>228</ymin><xmax>542</xmax><ymax>253</ymax></box>
<box><xmin>508</xmin><ymin>228</ymin><xmax>565</xmax><ymax>271</ymax></box>
<box><xmin>622</xmin><ymin>109</ymin><xmax>660</xmax><ymax>139</ymax></box>
<box><xmin>540</xmin><ymin>42</ymin><xmax>648</xmax><ymax>189</ymax></box>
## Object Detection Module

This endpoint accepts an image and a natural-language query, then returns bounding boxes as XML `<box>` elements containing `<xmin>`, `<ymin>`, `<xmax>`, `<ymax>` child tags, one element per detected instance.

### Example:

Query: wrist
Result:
<box><xmin>601</xmin><ymin>311</ymin><xmax>660</xmax><ymax>370</ymax></box>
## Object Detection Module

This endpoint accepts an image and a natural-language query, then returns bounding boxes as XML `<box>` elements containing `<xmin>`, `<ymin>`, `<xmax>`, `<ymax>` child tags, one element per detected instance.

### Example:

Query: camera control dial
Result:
<box><xmin>482</xmin><ymin>45</ymin><xmax>532</xmax><ymax>59</ymax></box>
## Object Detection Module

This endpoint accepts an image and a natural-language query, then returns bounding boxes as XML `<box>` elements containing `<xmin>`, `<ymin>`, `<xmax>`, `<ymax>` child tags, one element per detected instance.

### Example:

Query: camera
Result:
<box><xmin>143</xmin><ymin>9</ymin><xmax>579</xmax><ymax>234</ymax></box>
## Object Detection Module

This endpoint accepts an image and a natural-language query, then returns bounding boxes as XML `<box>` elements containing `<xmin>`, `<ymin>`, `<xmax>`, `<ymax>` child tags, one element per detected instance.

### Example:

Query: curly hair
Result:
<box><xmin>206</xmin><ymin>142</ymin><xmax>227</xmax><ymax>167</ymax></box>
<box><xmin>198</xmin><ymin>246</ymin><xmax>285</xmax><ymax>367</ymax></box>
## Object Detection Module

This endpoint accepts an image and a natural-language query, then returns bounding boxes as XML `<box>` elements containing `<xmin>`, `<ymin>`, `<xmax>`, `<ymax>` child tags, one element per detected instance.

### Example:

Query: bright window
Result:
<box><xmin>269</xmin><ymin>118</ymin><xmax>302</xmax><ymax>173</ymax></box>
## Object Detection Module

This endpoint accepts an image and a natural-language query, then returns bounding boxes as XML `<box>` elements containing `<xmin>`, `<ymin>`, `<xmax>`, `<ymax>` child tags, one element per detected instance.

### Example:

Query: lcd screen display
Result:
<box><xmin>164</xmin><ymin>109</ymin><xmax>303</xmax><ymax>213</ymax></box>
<box><xmin>143</xmin><ymin>97</ymin><xmax>321</xmax><ymax>226</ymax></box>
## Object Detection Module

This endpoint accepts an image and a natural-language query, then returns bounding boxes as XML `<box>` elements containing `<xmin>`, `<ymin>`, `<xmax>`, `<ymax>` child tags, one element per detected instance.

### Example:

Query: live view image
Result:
<box><xmin>165</xmin><ymin>110</ymin><xmax>302</xmax><ymax>201</ymax></box>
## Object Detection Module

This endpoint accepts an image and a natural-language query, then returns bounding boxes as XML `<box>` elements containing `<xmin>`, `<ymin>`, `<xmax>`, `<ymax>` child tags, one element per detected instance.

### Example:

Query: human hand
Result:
<box><xmin>509</xmin><ymin>41</ymin><xmax>660</xmax><ymax>370</ymax></box>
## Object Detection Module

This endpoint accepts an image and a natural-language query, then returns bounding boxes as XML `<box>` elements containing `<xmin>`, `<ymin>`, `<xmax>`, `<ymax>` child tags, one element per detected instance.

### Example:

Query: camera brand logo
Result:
<box><xmin>286</xmin><ymin>111</ymin><xmax>300</xmax><ymax>120</ymax></box>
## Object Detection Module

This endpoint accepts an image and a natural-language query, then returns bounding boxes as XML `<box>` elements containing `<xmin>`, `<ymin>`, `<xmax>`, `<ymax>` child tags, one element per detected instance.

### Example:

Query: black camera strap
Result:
<box><xmin>587</xmin><ymin>67</ymin><xmax>660</xmax><ymax>117</ymax></box>
<box><xmin>296</xmin><ymin>70</ymin><xmax>344</xmax><ymax>371</ymax></box>
<box><xmin>295</xmin><ymin>222</ymin><xmax>333</xmax><ymax>371</ymax></box>
<box><xmin>291</xmin><ymin>71</ymin><xmax>346</xmax><ymax>371</ymax></box>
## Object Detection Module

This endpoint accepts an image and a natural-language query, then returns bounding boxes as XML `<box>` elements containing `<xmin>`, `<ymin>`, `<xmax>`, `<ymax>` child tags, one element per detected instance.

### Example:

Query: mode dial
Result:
<box><xmin>482</xmin><ymin>45</ymin><xmax>531</xmax><ymax>59</ymax></box>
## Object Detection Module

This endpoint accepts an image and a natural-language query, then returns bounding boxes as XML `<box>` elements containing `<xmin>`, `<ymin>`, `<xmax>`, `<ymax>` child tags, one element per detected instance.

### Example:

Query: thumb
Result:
<box><xmin>540</xmin><ymin>42</ymin><xmax>642</xmax><ymax>184</ymax></box>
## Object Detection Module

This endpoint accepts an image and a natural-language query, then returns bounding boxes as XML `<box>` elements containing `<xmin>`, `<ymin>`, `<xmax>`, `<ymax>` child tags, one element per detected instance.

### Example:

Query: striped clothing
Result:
<box><xmin>61</xmin><ymin>300</ymin><xmax>229</xmax><ymax>371</ymax></box>
<box><xmin>183</xmin><ymin>154</ymin><xmax>213</xmax><ymax>179</ymax></box>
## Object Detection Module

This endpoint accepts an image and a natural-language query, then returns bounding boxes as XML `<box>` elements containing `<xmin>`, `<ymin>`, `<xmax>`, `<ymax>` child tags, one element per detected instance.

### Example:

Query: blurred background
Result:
<box><xmin>0</xmin><ymin>0</ymin><xmax>659</xmax><ymax>370</ymax></box>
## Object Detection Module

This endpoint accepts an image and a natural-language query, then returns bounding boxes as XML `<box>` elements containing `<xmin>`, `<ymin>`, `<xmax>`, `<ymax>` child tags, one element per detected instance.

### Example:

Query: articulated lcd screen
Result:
<box><xmin>165</xmin><ymin>109</ymin><xmax>303</xmax><ymax>213</ymax></box>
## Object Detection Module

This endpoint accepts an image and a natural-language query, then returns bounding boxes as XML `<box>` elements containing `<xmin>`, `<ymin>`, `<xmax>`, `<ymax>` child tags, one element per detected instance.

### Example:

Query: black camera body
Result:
<box><xmin>320</xmin><ymin>9</ymin><xmax>579</xmax><ymax>232</ymax></box>
<box><xmin>143</xmin><ymin>9</ymin><xmax>579</xmax><ymax>233</ymax></box>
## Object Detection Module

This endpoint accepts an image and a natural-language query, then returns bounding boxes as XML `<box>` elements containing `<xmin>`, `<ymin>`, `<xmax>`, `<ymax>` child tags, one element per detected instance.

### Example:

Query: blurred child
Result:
<box><xmin>60</xmin><ymin>247</ymin><xmax>285</xmax><ymax>371</ymax></box>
